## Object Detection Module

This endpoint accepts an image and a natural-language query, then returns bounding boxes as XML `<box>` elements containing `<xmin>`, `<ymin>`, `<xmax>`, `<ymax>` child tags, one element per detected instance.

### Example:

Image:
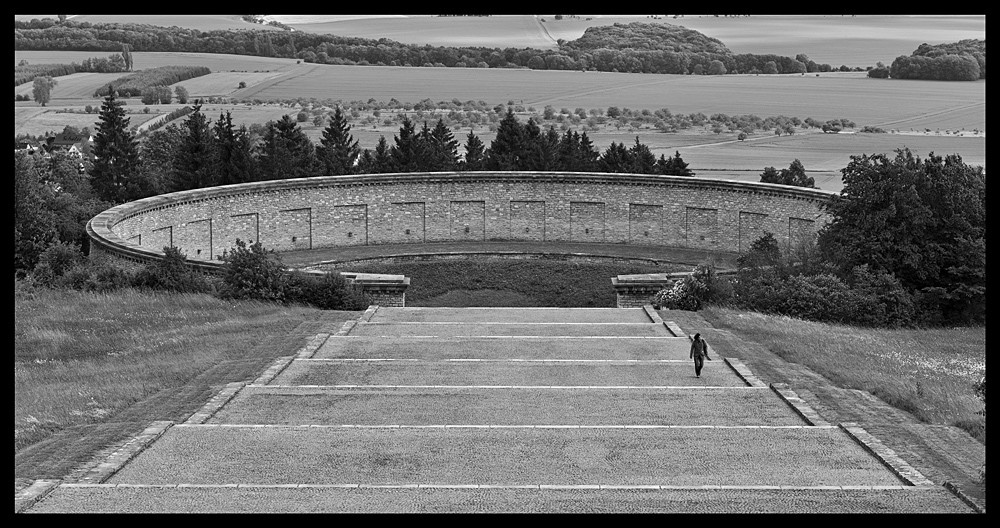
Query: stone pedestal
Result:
<box><xmin>611</xmin><ymin>273</ymin><xmax>676</xmax><ymax>308</ymax></box>
<box><xmin>340</xmin><ymin>272</ymin><xmax>410</xmax><ymax>307</ymax></box>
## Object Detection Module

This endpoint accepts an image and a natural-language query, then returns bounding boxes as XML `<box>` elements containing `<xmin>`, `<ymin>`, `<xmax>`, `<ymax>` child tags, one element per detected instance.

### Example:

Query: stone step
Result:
<box><xmin>314</xmin><ymin>336</ymin><xmax>694</xmax><ymax>360</ymax></box>
<box><xmin>106</xmin><ymin>425</ymin><xmax>904</xmax><ymax>488</ymax></box>
<box><xmin>348</xmin><ymin>322</ymin><xmax>673</xmax><ymax>337</ymax></box>
<box><xmin>270</xmin><ymin>359</ymin><xmax>745</xmax><ymax>387</ymax></box>
<box><xmin>367</xmin><ymin>307</ymin><xmax>655</xmax><ymax>324</ymax></box>
<box><xmin>28</xmin><ymin>485</ymin><xmax>971</xmax><ymax>514</ymax></box>
<box><xmin>208</xmin><ymin>386</ymin><xmax>803</xmax><ymax>426</ymax></box>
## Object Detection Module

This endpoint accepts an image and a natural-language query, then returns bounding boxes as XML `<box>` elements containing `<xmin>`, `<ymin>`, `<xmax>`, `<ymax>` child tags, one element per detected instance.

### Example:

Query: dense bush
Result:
<box><xmin>651</xmin><ymin>263</ymin><xmax>730</xmax><ymax>311</ymax></box>
<box><xmin>31</xmin><ymin>241</ymin><xmax>84</xmax><ymax>286</ymax></box>
<box><xmin>218</xmin><ymin>239</ymin><xmax>287</xmax><ymax>302</ymax></box>
<box><xmin>284</xmin><ymin>271</ymin><xmax>369</xmax><ymax>310</ymax></box>
<box><xmin>132</xmin><ymin>246</ymin><xmax>212</xmax><ymax>293</ymax></box>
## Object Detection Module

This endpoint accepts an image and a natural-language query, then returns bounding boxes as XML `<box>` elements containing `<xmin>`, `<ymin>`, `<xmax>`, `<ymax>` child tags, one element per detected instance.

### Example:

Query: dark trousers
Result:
<box><xmin>693</xmin><ymin>355</ymin><xmax>704</xmax><ymax>376</ymax></box>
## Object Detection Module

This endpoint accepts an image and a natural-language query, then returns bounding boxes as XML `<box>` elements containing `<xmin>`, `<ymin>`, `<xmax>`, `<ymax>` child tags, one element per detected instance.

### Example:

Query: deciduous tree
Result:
<box><xmin>32</xmin><ymin>76</ymin><xmax>57</xmax><ymax>106</ymax></box>
<box><xmin>817</xmin><ymin>149</ymin><xmax>985</xmax><ymax>324</ymax></box>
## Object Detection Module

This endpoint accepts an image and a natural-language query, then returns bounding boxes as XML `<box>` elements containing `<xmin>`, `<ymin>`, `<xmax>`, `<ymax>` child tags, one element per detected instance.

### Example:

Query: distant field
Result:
<box><xmin>14</xmin><ymin>51</ymin><xmax>299</xmax><ymax>72</ymax></box>
<box><xmin>226</xmin><ymin>64</ymin><xmax>987</xmax><ymax>131</ymax></box>
<box><xmin>14</xmin><ymin>72</ymin><xmax>122</xmax><ymax>100</ymax></box>
<box><xmin>14</xmin><ymin>105</ymin><xmax>162</xmax><ymax>136</ymax></box>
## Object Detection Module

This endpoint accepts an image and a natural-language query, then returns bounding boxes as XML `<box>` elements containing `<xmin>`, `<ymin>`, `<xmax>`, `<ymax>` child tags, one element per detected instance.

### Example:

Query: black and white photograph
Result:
<box><xmin>15</xmin><ymin>13</ymin><xmax>985</xmax><ymax>514</ymax></box>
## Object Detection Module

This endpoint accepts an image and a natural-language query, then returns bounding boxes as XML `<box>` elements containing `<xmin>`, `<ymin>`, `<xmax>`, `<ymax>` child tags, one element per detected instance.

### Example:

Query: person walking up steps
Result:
<box><xmin>690</xmin><ymin>333</ymin><xmax>712</xmax><ymax>378</ymax></box>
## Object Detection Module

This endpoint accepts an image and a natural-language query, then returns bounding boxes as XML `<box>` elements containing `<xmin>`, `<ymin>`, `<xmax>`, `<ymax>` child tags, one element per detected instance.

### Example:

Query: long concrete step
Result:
<box><xmin>270</xmin><ymin>359</ymin><xmax>745</xmax><ymax>387</ymax></box>
<box><xmin>28</xmin><ymin>485</ymin><xmax>972</xmax><ymax>514</ymax></box>
<box><xmin>208</xmin><ymin>386</ymin><xmax>800</xmax><ymax>426</ymax></box>
<box><xmin>368</xmin><ymin>307</ymin><xmax>656</xmax><ymax>324</ymax></box>
<box><xmin>313</xmin><ymin>336</ymin><xmax>695</xmax><ymax>360</ymax></box>
<box><xmin>106</xmin><ymin>425</ymin><xmax>904</xmax><ymax>488</ymax></box>
<box><xmin>348</xmin><ymin>322</ymin><xmax>672</xmax><ymax>337</ymax></box>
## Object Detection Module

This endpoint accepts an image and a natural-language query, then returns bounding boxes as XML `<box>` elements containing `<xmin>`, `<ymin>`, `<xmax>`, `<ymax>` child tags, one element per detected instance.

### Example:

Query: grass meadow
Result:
<box><xmin>702</xmin><ymin>306</ymin><xmax>986</xmax><ymax>443</ymax></box>
<box><xmin>13</xmin><ymin>283</ymin><xmax>342</xmax><ymax>452</ymax></box>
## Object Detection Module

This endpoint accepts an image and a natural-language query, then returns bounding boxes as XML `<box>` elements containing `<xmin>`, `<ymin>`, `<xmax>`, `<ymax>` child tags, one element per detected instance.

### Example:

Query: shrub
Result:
<box><xmin>55</xmin><ymin>259</ymin><xmax>132</xmax><ymax>292</ymax></box>
<box><xmin>132</xmin><ymin>246</ymin><xmax>211</xmax><ymax>293</ymax></box>
<box><xmin>31</xmin><ymin>241</ymin><xmax>84</xmax><ymax>286</ymax></box>
<box><xmin>651</xmin><ymin>263</ymin><xmax>725</xmax><ymax>311</ymax></box>
<box><xmin>284</xmin><ymin>271</ymin><xmax>370</xmax><ymax>310</ymax></box>
<box><xmin>218</xmin><ymin>239</ymin><xmax>287</xmax><ymax>302</ymax></box>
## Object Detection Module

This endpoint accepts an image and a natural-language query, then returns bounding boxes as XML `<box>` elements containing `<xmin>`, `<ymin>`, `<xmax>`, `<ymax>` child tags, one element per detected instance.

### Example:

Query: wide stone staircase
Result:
<box><xmin>19</xmin><ymin>306</ymin><xmax>975</xmax><ymax>513</ymax></box>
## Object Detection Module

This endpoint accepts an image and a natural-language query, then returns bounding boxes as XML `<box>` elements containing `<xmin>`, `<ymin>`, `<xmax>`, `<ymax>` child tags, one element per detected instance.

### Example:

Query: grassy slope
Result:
<box><xmin>14</xmin><ymin>283</ymin><xmax>358</xmax><ymax>478</ymax></box>
<box><xmin>701</xmin><ymin>306</ymin><xmax>986</xmax><ymax>443</ymax></box>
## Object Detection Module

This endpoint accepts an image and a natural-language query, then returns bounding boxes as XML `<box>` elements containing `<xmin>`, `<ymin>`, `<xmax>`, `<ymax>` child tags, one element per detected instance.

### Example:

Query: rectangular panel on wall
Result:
<box><xmin>738</xmin><ymin>212</ymin><xmax>769</xmax><ymax>253</ymax></box>
<box><xmin>570</xmin><ymin>202</ymin><xmax>605</xmax><ymax>242</ymax></box>
<box><xmin>332</xmin><ymin>204</ymin><xmax>368</xmax><ymax>246</ymax></box>
<box><xmin>229</xmin><ymin>213</ymin><xmax>259</xmax><ymax>249</ymax></box>
<box><xmin>629</xmin><ymin>204</ymin><xmax>662</xmax><ymax>245</ymax></box>
<box><xmin>392</xmin><ymin>202</ymin><xmax>425</xmax><ymax>243</ymax></box>
<box><xmin>509</xmin><ymin>200</ymin><xmax>545</xmax><ymax>241</ymax></box>
<box><xmin>685</xmin><ymin>206</ymin><xmax>718</xmax><ymax>248</ymax></box>
<box><xmin>450</xmin><ymin>201</ymin><xmax>485</xmax><ymax>241</ymax></box>
<box><xmin>149</xmin><ymin>226</ymin><xmax>172</xmax><ymax>251</ymax></box>
<box><xmin>178</xmin><ymin>218</ymin><xmax>212</xmax><ymax>260</ymax></box>
<box><xmin>279</xmin><ymin>208</ymin><xmax>312</xmax><ymax>251</ymax></box>
<box><xmin>788</xmin><ymin>217</ymin><xmax>816</xmax><ymax>250</ymax></box>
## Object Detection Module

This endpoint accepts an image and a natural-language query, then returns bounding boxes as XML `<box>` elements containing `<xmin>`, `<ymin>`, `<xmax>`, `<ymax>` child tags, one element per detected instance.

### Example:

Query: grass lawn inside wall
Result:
<box><xmin>339</xmin><ymin>260</ymin><xmax>689</xmax><ymax>307</ymax></box>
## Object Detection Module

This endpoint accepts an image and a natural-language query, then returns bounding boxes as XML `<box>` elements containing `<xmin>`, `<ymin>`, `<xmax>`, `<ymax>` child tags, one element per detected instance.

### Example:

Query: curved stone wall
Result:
<box><xmin>87</xmin><ymin>172</ymin><xmax>837</xmax><ymax>271</ymax></box>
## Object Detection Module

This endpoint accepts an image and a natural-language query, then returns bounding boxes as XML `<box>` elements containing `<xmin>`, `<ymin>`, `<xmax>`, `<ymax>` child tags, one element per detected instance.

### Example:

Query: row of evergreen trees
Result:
<box><xmin>88</xmin><ymin>92</ymin><xmax>694</xmax><ymax>204</ymax></box>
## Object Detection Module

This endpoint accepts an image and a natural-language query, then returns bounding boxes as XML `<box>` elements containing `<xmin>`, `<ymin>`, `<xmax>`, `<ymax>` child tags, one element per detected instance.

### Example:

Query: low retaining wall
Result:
<box><xmin>88</xmin><ymin>172</ymin><xmax>834</xmax><ymax>272</ymax></box>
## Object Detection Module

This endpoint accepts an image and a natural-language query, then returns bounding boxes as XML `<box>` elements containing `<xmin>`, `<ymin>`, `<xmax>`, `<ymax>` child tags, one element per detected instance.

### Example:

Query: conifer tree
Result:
<box><xmin>391</xmin><ymin>117</ymin><xmax>422</xmax><ymax>172</ymax></box>
<box><xmin>600</xmin><ymin>142</ymin><xmax>630</xmax><ymax>173</ymax></box>
<box><xmin>628</xmin><ymin>136</ymin><xmax>656</xmax><ymax>174</ymax></box>
<box><xmin>486</xmin><ymin>108</ymin><xmax>523</xmax><ymax>170</ymax></box>
<box><xmin>258</xmin><ymin>115</ymin><xmax>323</xmax><ymax>180</ymax></box>
<box><xmin>317</xmin><ymin>107</ymin><xmax>360</xmax><ymax>175</ymax></box>
<box><xmin>212</xmin><ymin>111</ymin><xmax>256</xmax><ymax>185</ymax></box>
<box><xmin>658</xmin><ymin>150</ymin><xmax>694</xmax><ymax>176</ymax></box>
<box><xmin>460</xmin><ymin>132</ymin><xmax>486</xmax><ymax>172</ymax></box>
<box><xmin>171</xmin><ymin>104</ymin><xmax>215</xmax><ymax>191</ymax></box>
<box><xmin>90</xmin><ymin>91</ymin><xmax>140</xmax><ymax>203</ymax></box>
<box><xmin>426</xmin><ymin>119</ymin><xmax>459</xmax><ymax>171</ymax></box>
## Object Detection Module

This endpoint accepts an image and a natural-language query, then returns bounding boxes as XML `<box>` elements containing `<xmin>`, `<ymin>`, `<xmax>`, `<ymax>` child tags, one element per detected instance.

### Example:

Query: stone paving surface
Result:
<box><xmin>28</xmin><ymin>486</ymin><xmax>973</xmax><ymax>514</ymax></box>
<box><xmin>208</xmin><ymin>387</ymin><xmax>798</xmax><ymax>425</ymax></box>
<box><xmin>313</xmin><ymin>336</ymin><xmax>693</xmax><ymax>360</ymax></box>
<box><xmin>20</xmin><ymin>305</ymin><xmax>979</xmax><ymax>513</ymax></box>
<box><xmin>271</xmin><ymin>359</ymin><xmax>746</xmax><ymax>386</ymax></box>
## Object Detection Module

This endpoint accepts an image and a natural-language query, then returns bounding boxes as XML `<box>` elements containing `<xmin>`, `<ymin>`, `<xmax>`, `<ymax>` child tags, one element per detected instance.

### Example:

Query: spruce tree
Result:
<box><xmin>258</xmin><ymin>115</ymin><xmax>323</xmax><ymax>180</ymax></box>
<box><xmin>486</xmin><ymin>108</ymin><xmax>523</xmax><ymax>170</ymax></box>
<box><xmin>427</xmin><ymin>119</ymin><xmax>459</xmax><ymax>171</ymax></box>
<box><xmin>600</xmin><ymin>142</ymin><xmax>630</xmax><ymax>173</ymax></box>
<box><xmin>212</xmin><ymin>111</ymin><xmax>256</xmax><ymax>185</ymax></box>
<box><xmin>370</xmin><ymin>136</ymin><xmax>394</xmax><ymax>173</ymax></box>
<box><xmin>390</xmin><ymin>117</ymin><xmax>422</xmax><ymax>172</ymax></box>
<box><xmin>171</xmin><ymin>104</ymin><xmax>215</xmax><ymax>191</ymax></box>
<box><xmin>90</xmin><ymin>91</ymin><xmax>140</xmax><ymax>203</ymax></box>
<box><xmin>317</xmin><ymin>107</ymin><xmax>360</xmax><ymax>175</ymax></box>
<box><xmin>577</xmin><ymin>132</ymin><xmax>599</xmax><ymax>170</ymax></box>
<box><xmin>627</xmin><ymin>136</ymin><xmax>656</xmax><ymax>174</ymax></box>
<box><xmin>460</xmin><ymin>132</ymin><xmax>486</xmax><ymax>172</ymax></box>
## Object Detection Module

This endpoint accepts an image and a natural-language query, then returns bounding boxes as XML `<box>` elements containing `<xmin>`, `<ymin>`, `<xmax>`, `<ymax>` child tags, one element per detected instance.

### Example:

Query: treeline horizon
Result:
<box><xmin>15</xmin><ymin>18</ymin><xmax>870</xmax><ymax>76</ymax></box>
